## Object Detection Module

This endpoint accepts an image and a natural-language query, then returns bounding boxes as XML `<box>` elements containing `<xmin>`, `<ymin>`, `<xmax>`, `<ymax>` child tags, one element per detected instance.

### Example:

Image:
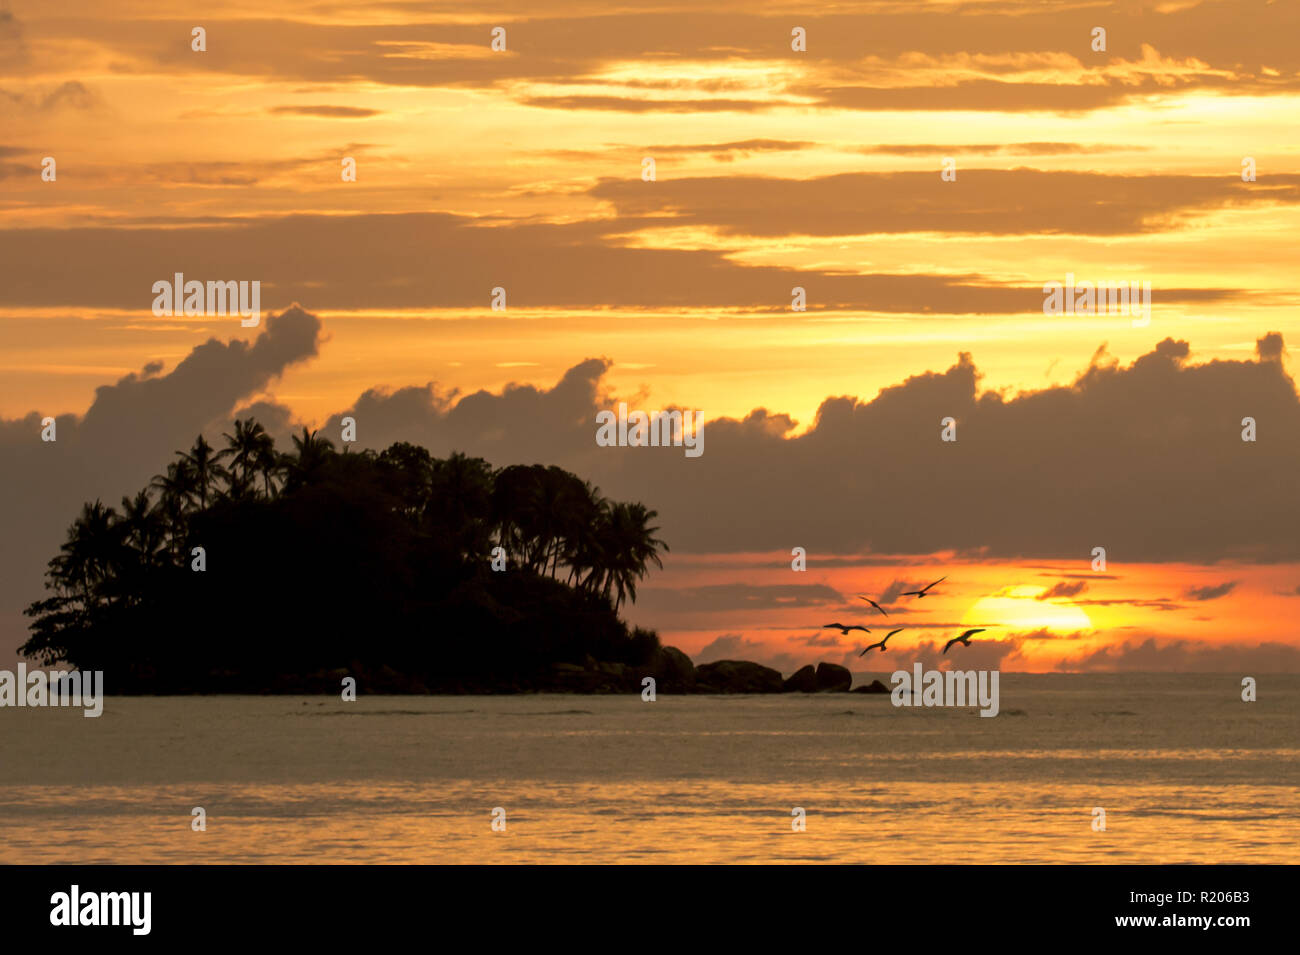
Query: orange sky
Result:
<box><xmin>2</xmin><ymin>0</ymin><xmax>1299</xmax><ymax>670</ymax></box>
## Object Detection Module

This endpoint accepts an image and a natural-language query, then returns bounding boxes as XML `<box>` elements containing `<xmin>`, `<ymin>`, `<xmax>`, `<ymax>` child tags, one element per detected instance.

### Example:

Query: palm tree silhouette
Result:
<box><xmin>430</xmin><ymin>452</ymin><xmax>494</xmax><ymax>560</ymax></box>
<box><xmin>24</xmin><ymin>418</ymin><xmax>675</xmax><ymax>683</ymax></box>
<box><xmin>281</xmin><ymin>427</ymin><xmax>336</xmax><ymax>491</ymax></box>
<box><xmin>150</xmin><ymin>460</ymin><xmax>197</xmax><ymax>557</ymax></box>
<box><xmin>223</xmin><ymin>418</ymin><xmax>276</xmax><ymax>499</ymax></box>
<box><xmin>598</xmin><ymin>502</ymin><xmax>668</xmax><ymax>612</ymax></box>
<box><xmin>175</xmin><ymin>434</ymin><xmax>227</xmax><ymax>511</ymax></box>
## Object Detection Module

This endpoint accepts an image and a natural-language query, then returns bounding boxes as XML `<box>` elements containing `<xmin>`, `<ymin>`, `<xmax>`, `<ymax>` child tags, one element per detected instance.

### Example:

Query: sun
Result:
<box><xmin>960</xmin><ymin>585</ymin><xmax>1094</xmax><ymax>635</ymax></box>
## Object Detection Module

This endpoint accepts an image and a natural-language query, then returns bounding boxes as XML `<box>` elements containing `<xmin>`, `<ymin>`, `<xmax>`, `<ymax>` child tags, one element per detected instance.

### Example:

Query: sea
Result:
<box><xmin>1</xmin><ymin>673</ymin><xmax>1297</xmax><ymax>864</ymax></box>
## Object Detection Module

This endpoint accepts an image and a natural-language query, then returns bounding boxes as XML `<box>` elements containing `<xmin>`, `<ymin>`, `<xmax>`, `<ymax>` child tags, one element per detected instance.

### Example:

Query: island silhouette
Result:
<box><xmin>22</xmin><ymin>419</ymin><xmax>881</xmax><ymax>695</ymax></box>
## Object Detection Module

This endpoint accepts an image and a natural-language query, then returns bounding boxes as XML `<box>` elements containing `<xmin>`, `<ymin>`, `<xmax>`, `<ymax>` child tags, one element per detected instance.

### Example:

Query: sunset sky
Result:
<box><xmin>2</xmin><ymin>0</ymin><xmax>1299</xmax><ymax>671</ymax></box>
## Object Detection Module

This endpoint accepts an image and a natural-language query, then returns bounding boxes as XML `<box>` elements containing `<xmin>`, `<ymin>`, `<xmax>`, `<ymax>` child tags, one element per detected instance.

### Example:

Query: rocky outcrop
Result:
<box><xmin>782</xmin><ymin>664</ymin><xmax>819</xmax><ymax>692</ymax></box>
<box><xmin>815</xmin><ymin>662</ymin><xmax>852</xmax><ymax>692</ymax></box>
<box><xmin>851</xmin><ymin>679</ymin><xmax>891</xmax><ymax>694</ymax></box>
<box><xmin>649</xmin><ymin>645</ymin><xmax>697</xmax><ymax>691</ymax></box>
<box><xmin>695</xmin><ymin>660</ymin><xmax>785</xmax><ymax>693</ymax></box>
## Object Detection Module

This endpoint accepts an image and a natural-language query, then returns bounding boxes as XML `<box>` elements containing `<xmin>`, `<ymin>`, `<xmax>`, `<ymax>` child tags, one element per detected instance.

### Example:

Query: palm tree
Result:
<box><xmin>119</xmin><ymin>489</ymin><xmax>164</xmax><ymax>564</ymax></box>
<box><xmin>176</xmin><ymin>434</ymin><xmax>227</xmax><ymax>510</ymax></box>
<box><xmin>555</xmin><ymin>475</ymin><xmax>604</xmax><ymax>582</ymax></box>
<box><xmin>378</xmin><ymin>441</ymin><xmax>434</xmax><ymax>523</ymax></box>
<box><xmin>281</xmin><ymin>427</ymin><xmax>335</xmax><ymax>490</ymax></box>
<box><xmin>55</xmin><ymin>500</ymin><xmax>119</xmax><ymax>605</ymax></box>
<box><xmin>429</xmin><ymin>452</ymin><xmax>494</xmax><ymax>559</ymax></box>
<box><xmin>595</xmin><ymin>502</ymin><xmax>669</xmax><ymax>612</ymax></box>
<box><xmin>223</xmin><ymin>418</ymin><xmax>276</xmax><ymax>498</ymax></box>
<box><xmin>150</xmin><ymin>460</ymin><xmax>197</xmax><ymax>556</ymax></box>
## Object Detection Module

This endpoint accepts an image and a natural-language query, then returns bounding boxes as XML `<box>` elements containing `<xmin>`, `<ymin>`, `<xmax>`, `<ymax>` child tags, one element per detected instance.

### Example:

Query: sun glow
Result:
<box><xmin>961</xmin><ymin>585</ymin><xmax>1094</xmax><ymax>635</ymax></box>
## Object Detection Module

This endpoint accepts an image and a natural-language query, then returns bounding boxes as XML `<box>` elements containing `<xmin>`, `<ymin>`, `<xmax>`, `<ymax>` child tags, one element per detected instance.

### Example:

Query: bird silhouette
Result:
<box><xmin>902</xmin><ymin>576</ymin><xmax>946</xmax><ymax>599</ymax></box>
<box><xmin>942</xmin><ymin>628</ymin><xmax>985</xmax><ymax>654</ymax></box>
<box><xmin>823</xmin><ymin>623</ymin><xmax>870</xmax><ymax>635</ymax></box>
<box><xmin>857</xmin><ymin>595</ymin><xmax>890</xmax><ymax>617</ymax></box>
<box><xmin>859</xmin><ymin>628</ymin><xmax>905</xmax><ymax>655</ymax></box>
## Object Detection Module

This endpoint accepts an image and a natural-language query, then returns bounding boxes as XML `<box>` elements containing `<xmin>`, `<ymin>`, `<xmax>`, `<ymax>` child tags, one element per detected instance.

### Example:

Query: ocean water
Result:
<box><xmin>1</xmin><ymin>674</ymin><xmax>1297</xmax><ymax>864</ymax></box>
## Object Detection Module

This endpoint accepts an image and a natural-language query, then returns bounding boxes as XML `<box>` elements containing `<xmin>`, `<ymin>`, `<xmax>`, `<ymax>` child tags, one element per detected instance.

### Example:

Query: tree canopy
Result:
<box><xmin>22</xmin><ymin>421</ymin><xmax>668</xmax><ymax>692</ymax></box>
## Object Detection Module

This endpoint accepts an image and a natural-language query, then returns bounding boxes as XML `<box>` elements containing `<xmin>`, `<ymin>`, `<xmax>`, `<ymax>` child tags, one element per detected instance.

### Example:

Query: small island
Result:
<box><xmin>22</xmin><ymin>420</ymin><xmax>888</xmax><ymax>695</ymax></box>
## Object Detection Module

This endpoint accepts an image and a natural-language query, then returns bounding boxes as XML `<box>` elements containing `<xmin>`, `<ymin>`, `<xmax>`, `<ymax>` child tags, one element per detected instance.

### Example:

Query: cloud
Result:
<box><xmin>268</xmin><ymin>105</ymin><xmax>381</xmax><ymax>118</ymax></box>
<box><xmin>850</xmin><ymin>635</ymin><xmax>1021</xmax><ymax>673</ymax></box>
<box><xmin>1257</xmin><ymin>332</ymin><xmax>1286</xmax><ymax>361</ymax></box>
<box><xmin>1184</xmin><ymin>581</ymin><xmax>1239</xmax><ymax>601</ymax></box>
<box><xmin>1038</xmin><ymin>580</ymin><xmax>1088</xmax><ymax>600</ymax></box>
<box><xmin>875</xmin><ymin>579</ymin><xmax>924</xmax><ymax>604</ymax></box>
<box><xmin>800</xmin><ymin>631</ymin><xmax>847</xmax><ymax>648</ymax></box>
<box><xmin>645</xmin><ymin>139</ymin><xmax>813</xmax><ymax>155</ymax></box>
<box><xmin>1075</xmin><ymin>598</ymin><xmax>1183</xmax><ymax>613</ymax></box>
<box><xmin>301</xmin><ymin>334</ymin><xmax>1300</xmax><ymax>567</ymax></box>
<box><xmin>589</xmin><ymin>170</ymin><xmax>1300</xmax><ymax>237</ymax></box>
<box><xmin>695</xmin><ymin>633</ymin><xmax>804</xmax><ymax>674</ymax></box>
<box><xmin>6</xmin><ymin>211</ymin><xmax>1196</xmax><ymax>313</ymax></box>
<box><xmin>636</xmin><ymin>583</ymin><xmax>844</xmax><ymax>614</ymax></box>
<box><xmin>855</xmin><ymin>142</ymin><xmax>1146</xmax><ymax>156</ymax></box>
<box><xmin>0</xmin><ymin>81</ymin><xmax>101</xmax><ymax>113</ymax></box>
<box><xmin>1058</xmin><ymin>638</ymin><xmax>1300</xmax><ymax>672</ymax></box>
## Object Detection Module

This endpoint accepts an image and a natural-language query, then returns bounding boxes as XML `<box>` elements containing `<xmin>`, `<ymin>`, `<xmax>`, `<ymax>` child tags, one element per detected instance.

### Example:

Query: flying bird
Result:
<box><xmin>859</xmin><ymin>628</ymin><xmax>905</xmax><ymax>655</ymax></box>
<box><xmin>822</xmin><ymin>623</ymin><xmax>870</xmax><ymax>635</ymax></box>
<box><xmin>942</xmin><ymin>629</ymin><xmax>986</xmax><ymax>654</ymax></box>
<box><xmin>857</xmin><ymin>595</ymin><xmax>890</xmax><ymax>617</ymax></box>
<box><xmin>902</xmin><ymin>576</ymin><xmax>947</xmax><ymax>599</ymax></box>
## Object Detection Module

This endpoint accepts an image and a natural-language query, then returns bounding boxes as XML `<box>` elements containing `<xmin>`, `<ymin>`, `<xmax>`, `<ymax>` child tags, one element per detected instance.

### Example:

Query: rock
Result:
<box><xmin>782</xmin><ymin>664</ymin><xmax>818</xmax><ymax>692</ymax></box>
<box><xmin>851</xmin><ymin>679</ymin><xmax>891</xmax><ymax>694</ymax></box>
<box><xmin>815</xmin><ymin>662</ymin><xmax>852</xmax><ymax>692</ymax></box>
<box><xmin>650</xmin><ymin>645</ymin><xmax>697</xmax><ymax>691</ymax></box>
<box><xmin>695</xmin><ymin>660</ymin><xmax>784</xmax><ymax>694</ymax></box>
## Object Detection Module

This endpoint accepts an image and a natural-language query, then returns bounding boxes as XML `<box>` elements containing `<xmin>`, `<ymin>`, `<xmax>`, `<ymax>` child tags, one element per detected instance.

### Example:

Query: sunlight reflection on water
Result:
<box><xmin>2</xmin><ymin>678</ymin><xmax>1297</xmax><ymax>863</ymax></box>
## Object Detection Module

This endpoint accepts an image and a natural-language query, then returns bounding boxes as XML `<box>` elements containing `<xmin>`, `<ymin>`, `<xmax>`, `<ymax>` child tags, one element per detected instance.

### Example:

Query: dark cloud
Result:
<box><xmin>855</xmin><ymin>143</ymin><xmax>1146</xmax><ymax>157</ymax></box>
<box><xmin>1038</xmin><ymin>580</ymin><xmax>1088</xmax><ymax>600</ymax></box>
<box><xmin>1257</xmin><ymin>332</ymin><xmax>1286</xmax><ymax>362</ymax></box>
<box><xmin>589</xmin><ymin>170</ymin><xmax>1300</xmax><ymax>237</ymax></box>
<box><xmin>0</xmin><ymin>212</ymin><xmax>1249</xmax><ymax>313</ymax></box>
<box><xmin>646</xmin><ymin>139</ymin><xmax>813</xmax><ymax>154</ymax></box>
<box><xmin>520</xmin><ymin>95</ymin><xmax>776</xmax><ymax>113</ymax></box>
<box><xmin>1183</xmin><ymin>581</ymin><xmax>1238</xmax><ymax>601</ymax></box>
<box><xmin>268</xmin><ymin>105</ymin><xmax>381</xmax><ymax>118</ymax></box>
<box><xmin>1036</xmin><ymin>571</ymin><xmax>1118</xmax><ymax>581</ymax></box>
<box><xmin>799</xmin><ymin>631</ymin><xmax>848</xmax><ymax>648</ymax></box>
<box><xmin>0</xmin><ymin>81</ymin><xmax>101</xmax><ymax>113</ymax></box>
<box><xmin>1002</xmin><ymin>627</ymin><xmax>1090</xmax><ymax>642</ymax></box>
<box><xmin>311</xmin><ymin>334</ymin><xmax>1300</xmax><ymax>566</ymax></box>
<box><xmin>1075</xmin><ymin>598</ymin><xmax>1183</xmax><ymax>613</ymax></box>
<box><xmin>636</xmin><ymin>582</ymin><xmax>843</xmax><ymax>614</ymax></box>
<box><xmin>877</xmin><ymin>579</ymin><xmax>919</xmax><ymax>603</ymax></box>
<box><xmin>45</xmin><ymin>3</ymin><xmax>1300</xmax><ymax>114</ymax></box>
